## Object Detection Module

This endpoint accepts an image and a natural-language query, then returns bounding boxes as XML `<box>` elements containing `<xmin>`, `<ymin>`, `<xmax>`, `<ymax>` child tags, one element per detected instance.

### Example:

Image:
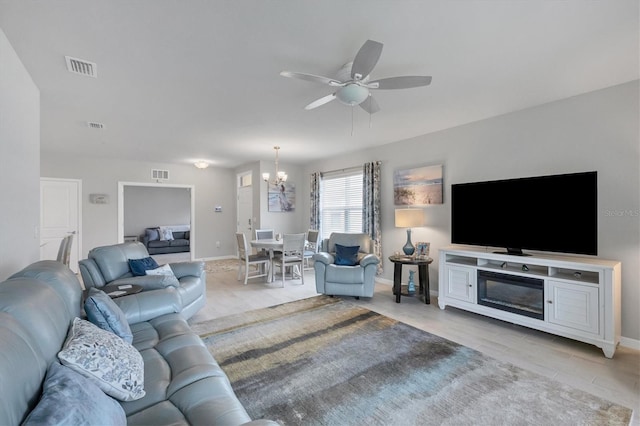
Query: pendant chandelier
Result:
<box><xmin>262</xmin><ymin>146</ymin><xmax>288</xmax><ymax>185</ymax></box>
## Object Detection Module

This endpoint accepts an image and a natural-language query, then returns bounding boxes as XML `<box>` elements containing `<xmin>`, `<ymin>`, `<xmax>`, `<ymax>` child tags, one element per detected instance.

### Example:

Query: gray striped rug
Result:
<box><xmin>196</xmin><ymin>296</ymin><xmax>632</xmax><ymax>426</ymax></box>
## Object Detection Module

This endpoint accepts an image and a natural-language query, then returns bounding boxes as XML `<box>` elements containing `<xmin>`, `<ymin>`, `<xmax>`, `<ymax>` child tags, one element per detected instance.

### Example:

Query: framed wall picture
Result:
<box><xmin>268</xmin><ymin>182</ymin><xmax>295</xmax><ymax>212</ymax></box>
<box><xmin>415</xmin><ymin>242</ymin><xmax>430</xmax><ymax>259</ymax></box>
<box><xmin>393</xmin><ymin>164</ymin><xmax>443</xmax><ymax>206</ymax></box>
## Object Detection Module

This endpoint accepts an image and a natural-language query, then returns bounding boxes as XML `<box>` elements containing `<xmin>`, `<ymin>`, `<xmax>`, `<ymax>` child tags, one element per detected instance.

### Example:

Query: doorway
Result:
<box><xmin>237</xmin><ymin>171</ymin><xmax>253</xmax><ymax>238</ymax></box>
<box><xmin>40</xmin><ymin>178</ymin><xmax>82</xmax><ymax>273</ymax></box>
<box><xmin>117</xmin><ymin>182</ymin><xmax>195</xmax><ymax>261</ymax></box>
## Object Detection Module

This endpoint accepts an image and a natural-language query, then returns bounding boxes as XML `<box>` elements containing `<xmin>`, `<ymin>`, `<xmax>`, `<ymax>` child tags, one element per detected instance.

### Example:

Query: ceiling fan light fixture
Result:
<box><xmin>336</xmin><ymin>84</ymin><xmax>369</xmax><ymax>106</ymax></box>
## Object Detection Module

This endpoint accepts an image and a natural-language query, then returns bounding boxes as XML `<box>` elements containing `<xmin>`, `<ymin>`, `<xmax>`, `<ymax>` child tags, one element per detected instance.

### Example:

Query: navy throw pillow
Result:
<box><xmin>128</xmin><ymin>257</ymin><xmax>159</xmax><ymax>276</ymax></box>
<box><xmin>335</xmin><ymin>244</ymin><xmax>360</xmax><ymax>266</ymax></box>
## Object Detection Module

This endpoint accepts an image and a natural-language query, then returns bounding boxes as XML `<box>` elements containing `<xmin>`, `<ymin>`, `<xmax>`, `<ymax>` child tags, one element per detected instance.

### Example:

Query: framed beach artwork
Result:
<box><xmin>393</xmin><ymin>164</ymin><xmax>443</xmax><ymax>206</ymax></box>
<box><xmin>268</xmin><ymin>182</ymin><xmax>295</xmax><ymax>212</ymax></box>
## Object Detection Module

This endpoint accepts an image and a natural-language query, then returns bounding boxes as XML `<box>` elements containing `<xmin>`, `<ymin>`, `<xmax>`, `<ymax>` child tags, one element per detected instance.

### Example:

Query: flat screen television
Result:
<box><xmin>451</xmin><ymin>171</ymin><xmax>597</xmax><ymax>256</ymax></box>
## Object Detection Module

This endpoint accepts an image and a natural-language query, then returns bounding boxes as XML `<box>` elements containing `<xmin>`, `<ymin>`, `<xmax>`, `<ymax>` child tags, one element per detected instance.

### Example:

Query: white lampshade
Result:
<box><xmin>395</xmin><ymin>208</ymin><xmax>425</xmax><ymax>228</ymax></box>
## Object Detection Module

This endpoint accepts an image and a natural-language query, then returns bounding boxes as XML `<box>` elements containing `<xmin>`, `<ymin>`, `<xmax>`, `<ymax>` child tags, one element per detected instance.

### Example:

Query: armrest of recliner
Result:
<box><xmin>359</xmin><ymin>254</ymin><xmax>380</xmax><ymax>268</ymax></box>
<box><xmin>78</xmin><ymin>259</ymin><xmax>106</xmax><ymax>288</ymax></box>
<box><xmin>313</xmin><ymin>252</ymin><xmax>334</xmax><ymax>265</ymax></box>
<box><xmin>169</xmin><ymin>261</ymin><xmax>204</xmax><ymax>279</ymax></box>
<box><xmin>110</xmin><ymin>274</ymin><xmax>179</xmax><ymax>290</ymax></box>
<box><xmin>113</xmin><ymin>287</ymin><xmax>182</xmax><ymax>324</ymax></box>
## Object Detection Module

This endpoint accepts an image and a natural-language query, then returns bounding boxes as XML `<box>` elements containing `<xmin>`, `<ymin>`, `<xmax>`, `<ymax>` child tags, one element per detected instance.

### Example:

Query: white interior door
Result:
<box><xmin>40</xmin><ymin>178</ymin><xmax>81</xmax><ymax>273</ymax></box>
<box><xmin>237</xmin><ymin>176</ymin><xmax>253</xmax><ymax>239</ymax></box>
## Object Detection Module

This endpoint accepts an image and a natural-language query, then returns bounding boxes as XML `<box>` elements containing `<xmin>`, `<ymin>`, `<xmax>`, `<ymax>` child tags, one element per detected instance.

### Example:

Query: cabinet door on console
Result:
<box><xmin>444</xmin><ymin>265</ymin><xmax>476</xmax><ymax>303</ymax></box>
<box><xmin>546</xmin><ymin>280</ymin><xmax>599</xmax><ymax>335</ymax></box>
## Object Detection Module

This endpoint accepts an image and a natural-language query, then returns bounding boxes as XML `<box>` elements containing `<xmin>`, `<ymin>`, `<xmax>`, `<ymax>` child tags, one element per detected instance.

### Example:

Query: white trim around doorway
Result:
<box><xmin>117</xmin><ymin>181</ymin><xmax>196</xmax><ymax>261</ymax></box>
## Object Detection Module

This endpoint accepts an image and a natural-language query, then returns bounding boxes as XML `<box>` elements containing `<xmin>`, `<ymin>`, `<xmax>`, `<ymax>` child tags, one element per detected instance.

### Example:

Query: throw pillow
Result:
<box><xmin>58</xmin><ymin>318</ymin><xmax>146</xmax><ymax>401</ymax></box>
<box><xmin>84</xmin><ymin>287</ymin><xmax>133</xmax><ymax>344</ymax></box>
<box><xmin>335</xmin><ymin>244</ymin><xmax>360</xmax><ymax>266</ymax></box>
<box><xmin>145</xmin><ymin>227</ymin><xmax>160</xmax><ymax>241</ymax></box>
<box><xmin>159</xmin><ymin>227</ymin><xmax>174</xmax><ymax>241</ymax></box>
<box><xmin>23</xmin><ymin>362</ymin><xmax>126</xmax><ymax>426</ymax></box>
<box><xmin>128</xmin><ymin>256</ymin><xmax>159</xmax><ymax>276</ymax></box>
<box><xmin>145</xmin><ymin>263</ymin><xmax>174</xmax><ymax>277</ymax></box>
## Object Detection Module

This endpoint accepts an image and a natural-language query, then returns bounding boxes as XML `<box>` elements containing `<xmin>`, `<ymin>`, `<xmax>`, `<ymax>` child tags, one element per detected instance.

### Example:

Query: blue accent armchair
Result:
<box><xmin>313</xmin><ymin>233</ymin><xmax>380</xmax><ymax>298</ymax></box>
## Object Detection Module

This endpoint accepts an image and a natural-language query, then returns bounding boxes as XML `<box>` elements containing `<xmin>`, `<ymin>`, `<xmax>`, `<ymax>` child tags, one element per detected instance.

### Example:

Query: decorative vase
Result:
<box><xmin>403</xmin><ymin>229</ymin><xmax>415</xmax><ymax>255</ymax></box>
<box><xmin>407</xmin><ymin>270</ymin><xmax>416</xmax><ymax>295</ymax></box>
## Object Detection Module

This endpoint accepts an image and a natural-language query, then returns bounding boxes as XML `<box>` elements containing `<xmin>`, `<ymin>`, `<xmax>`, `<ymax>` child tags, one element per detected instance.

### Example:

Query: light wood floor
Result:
<box><xmin>188</xmin><ymin>264</ymin><xmax>639</xmax><ymax>424</ymax></box>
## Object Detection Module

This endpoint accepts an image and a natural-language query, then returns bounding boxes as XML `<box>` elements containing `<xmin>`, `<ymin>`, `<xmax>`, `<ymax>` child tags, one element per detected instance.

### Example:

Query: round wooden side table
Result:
<box><xmin>388</xmin><ymin>255</ymin><xmax>433</xmax><ymax>304</ymax></box>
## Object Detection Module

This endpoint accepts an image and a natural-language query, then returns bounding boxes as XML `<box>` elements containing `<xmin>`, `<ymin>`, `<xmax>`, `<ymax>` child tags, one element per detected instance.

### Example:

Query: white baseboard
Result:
<box><xmin>620</xmin><ymin>336</ymin><xmax>640</xmax><ymax>350</ymax></box>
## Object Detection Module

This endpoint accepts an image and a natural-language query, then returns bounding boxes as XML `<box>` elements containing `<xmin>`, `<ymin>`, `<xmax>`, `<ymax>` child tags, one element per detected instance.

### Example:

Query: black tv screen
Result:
<box><xmin>451</xmin><ymin>171</ymin><xmax>597</xmax><ymax>256</ymax></box>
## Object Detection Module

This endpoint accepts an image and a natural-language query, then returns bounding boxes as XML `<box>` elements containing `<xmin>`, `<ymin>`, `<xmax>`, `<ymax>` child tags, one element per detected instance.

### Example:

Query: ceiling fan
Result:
<box><xmin>280</xmin><ymin>39</ymin><xmax>432</xmax><ymax>114</ymax></box>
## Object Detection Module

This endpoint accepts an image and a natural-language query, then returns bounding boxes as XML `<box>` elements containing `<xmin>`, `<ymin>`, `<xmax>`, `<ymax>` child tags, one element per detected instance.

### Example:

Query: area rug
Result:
<box><xmin>197</xmin><ymin>296</ymin><xmax>633</xmax><ymax>426</ymax></box>
<box><xmin>204</xmin><ymin>258</ymin><xmax>239</xmax><ymax>273</ymax></box>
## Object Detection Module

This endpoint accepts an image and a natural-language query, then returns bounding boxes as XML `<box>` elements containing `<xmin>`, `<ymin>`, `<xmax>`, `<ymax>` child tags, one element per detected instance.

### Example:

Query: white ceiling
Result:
<box><xmin>0</xmin><ymin>1</ymin><xmax>637</xmax><ymax>168</ymax></box>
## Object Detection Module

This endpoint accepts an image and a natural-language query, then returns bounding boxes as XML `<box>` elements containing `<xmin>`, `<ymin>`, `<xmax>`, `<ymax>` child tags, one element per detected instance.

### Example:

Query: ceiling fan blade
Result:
<box><xmin>351</xmin><ymin>40</ymin><xmax>383</xmax><ymax>81</ymax></box>
<box><xmin>368</xmin><ymin>76</ymin><xmax>432</xmax><ymax>90</ymax></box>
<box><xmin>360</xmin><ymin>95</ymin><xmax>380</xmax><ymax>114</ymax></box>
<box><xmin>280</xmin><ymin>71</ymin><xmax>343</xmax><ymax>86</ymax></box>
<box><xmin>304</xmin><ymin>93</ymin><xmax>337</xmax><ymax>110</ymax></box>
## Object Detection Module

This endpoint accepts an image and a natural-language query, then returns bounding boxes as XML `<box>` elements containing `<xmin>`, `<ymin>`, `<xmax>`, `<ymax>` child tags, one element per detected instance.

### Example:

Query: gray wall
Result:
<box><xmin>302</xmin><ymin>80</ymin><xmax>640</xmax><ymax>342</ymax></box>
<box><xmin>40</xmin><ymin>156</ymin><xmax>236</xmax><ymax>260</ymax></box>
<box><xmin>0</xmin><ymin>28</ymin><xmax>40</xmax><ymax>280</ymax></box>
<box><xmin>123</xmin><ymin>186</ymin><xmax>191</xmax><ymax>237</ymax></box>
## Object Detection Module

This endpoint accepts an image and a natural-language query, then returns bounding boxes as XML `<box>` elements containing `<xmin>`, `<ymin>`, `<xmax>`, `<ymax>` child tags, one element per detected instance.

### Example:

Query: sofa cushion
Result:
<box><xmin>90</xmin><ymin>243</ymin><xmax>151</xmax><ymax>283</ymax></box>
<box><xmin>159</xmin><ymin>227</ymin><xmax>174</xmax><ymax>241</ymax></box>
<box><xmin>327</xmin><ymin>233</ymin><xmax>372</xmax><ymax>254</ymax></box>
<box><xmin>148</xmin><ymin>240</ymin><xmax>171</xmax><ymax>248</ymax></box>
<box><xmin>169</xmin><ymin>239</ymin><xmax>190</xmax><ymax>247</ymax></box>
<box><xmin>23</xmin><ymin>362</ymin><xmax>126</xmax><ymax>426</ymax></box>
<box><xmin>129</xmin><ymin>257</ymin><xmax>160</xmax><ymax>276</ymax></box>
<box><xmin>58</xmin><ymin>318</ymin><xmax>146</xmax><ymax>401</ymax></box>
<box><xmin>84</xmin><ymin>287</ymin><xmax>134</xmax><ymax>344</ymax></box>
<box><xmin>172</xmin><ymin>231</ymin><xmax>187</xmax><ymax>240</ymax></box>
<box><xmin>335</xmin><ymin>244</ymin><xmax>360</xmax><ymax>266</ymax></box>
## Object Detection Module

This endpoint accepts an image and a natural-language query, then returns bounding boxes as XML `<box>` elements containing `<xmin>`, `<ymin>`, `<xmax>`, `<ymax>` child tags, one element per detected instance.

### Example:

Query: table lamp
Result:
<box><xmin>395</xmin><ymin>208</ymin><xmax>425</xmax><ymax>256</ymax></box>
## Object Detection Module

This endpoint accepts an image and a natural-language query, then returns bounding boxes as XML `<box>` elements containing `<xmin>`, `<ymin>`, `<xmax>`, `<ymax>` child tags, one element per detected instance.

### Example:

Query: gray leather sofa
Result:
<box><xmin>79</xmin><ymin>242</ymin><xmax>205</xmax><ymax>319</ymax></box>
<box><xmin>313</xmin><ymin>232</ymin><xmax>380</xmax><ymax>298</ymax></box>
<box><xmin>142</xmin><ymin>227</ymin><xmax>191</xmax><ymax>255</ymax></box>
<box><xmin>0</xmin><ymin>260</ymin><xmax>276</xmax><ymax>425</ymax></box>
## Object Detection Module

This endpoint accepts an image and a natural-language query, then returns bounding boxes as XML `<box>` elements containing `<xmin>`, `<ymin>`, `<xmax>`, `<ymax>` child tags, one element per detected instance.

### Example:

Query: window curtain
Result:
<box><xmin>363</xmin><ymin>161</ymin><xmax>383</xmax><ymax>274</ymax></box>
<box><xmin>309</xmin><ymin>171</ymin><xmax>321</xmax><ymax>231</ymax></box>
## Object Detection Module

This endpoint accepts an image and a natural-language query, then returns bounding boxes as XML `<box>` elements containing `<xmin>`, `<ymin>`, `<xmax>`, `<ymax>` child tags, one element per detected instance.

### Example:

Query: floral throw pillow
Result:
<box><xmin>58</xmin><ymin>318</ymin><xmax>145</xmax><ymax>401</ymax></box>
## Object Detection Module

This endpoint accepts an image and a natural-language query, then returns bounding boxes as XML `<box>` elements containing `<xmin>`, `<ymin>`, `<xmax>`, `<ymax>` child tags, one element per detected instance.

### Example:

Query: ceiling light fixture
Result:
<box><xmin>194</xmin><ymin>161</ymin><xmax>209</xmax><ymax>169</ymax></box>
<box><xmin>262</xmin><ymin>146</ymin><xmax>288</xmax><ymax>186</ymax></box>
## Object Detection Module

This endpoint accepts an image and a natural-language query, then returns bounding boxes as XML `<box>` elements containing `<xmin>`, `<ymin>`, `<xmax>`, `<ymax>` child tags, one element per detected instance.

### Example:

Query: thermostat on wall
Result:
<box><xmin>89</xmin><ymin>193</ymin><xmax>109</xmax><ymax>204</ymax></box>
<box><xmin>214</xmin><ymin>206</ymin><xmax>222</xmax><ymax>212</ymax></box>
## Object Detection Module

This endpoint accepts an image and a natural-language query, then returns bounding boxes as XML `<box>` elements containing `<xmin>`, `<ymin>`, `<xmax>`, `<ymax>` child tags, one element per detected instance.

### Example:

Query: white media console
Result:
<box><xmin>438</xmin><ymin>245</ymin><xmax>622</xmax><ymax>358</ymax></box>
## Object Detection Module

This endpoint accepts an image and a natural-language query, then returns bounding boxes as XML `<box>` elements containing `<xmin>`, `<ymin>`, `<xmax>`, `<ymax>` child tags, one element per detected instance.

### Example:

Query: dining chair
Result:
<box><xmin>303</xmin><ymin>229</ymin><xmax>320</xmax><ymax>270</ymax></box>
<box><xmin>56</xmin><ymin>233</ymin><xmax>74</xmax><ymax>267</ymax></box>
<box><xmin>271</xmin><ymin>233</ymin><xmax>306</xmax><ymax>287</ymax></box>
<box><xmin>236</xmin><ymin>232</ymin><xmax>270</xmax><ymax>285</ymax></box>
<box><xmin>255</xmin><ymin>229</ymin><xmax>275</xmax><ymax>240</ymax></box>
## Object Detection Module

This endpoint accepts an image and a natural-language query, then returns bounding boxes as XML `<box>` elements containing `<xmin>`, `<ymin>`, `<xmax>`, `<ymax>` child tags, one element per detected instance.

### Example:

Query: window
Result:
<box><xmin>320</xmin><ymin>168</ymin><xmax>363</xmax><ymax>240</ymax></box>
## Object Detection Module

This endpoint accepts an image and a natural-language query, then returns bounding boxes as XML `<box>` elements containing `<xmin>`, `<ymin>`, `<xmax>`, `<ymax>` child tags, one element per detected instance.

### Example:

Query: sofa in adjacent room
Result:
<box><xmin>79</xmin><ymin>242</ymin><xmax>205</xmax><ymax>319</ymax></box>
<box><xmin>0</xmin><ymin>260</ymin><xmax>276</xmax><ymax>425</ymax></box>
<box><xmin>141</xmin><ymin>225</ymin><xmax>191</xmax><ymax>255</ymax></box>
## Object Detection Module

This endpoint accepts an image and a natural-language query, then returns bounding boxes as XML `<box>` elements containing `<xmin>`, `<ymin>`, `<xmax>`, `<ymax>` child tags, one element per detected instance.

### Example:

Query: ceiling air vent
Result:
<box><xmin>65</xmin><ymin>56</ymin><xmax>97</xmax><ymax>78</ymax></box>
<box><xmin>152</xmin><ymin>169</ymin><xmax>170</xmax><ymax>180</ymax></box>
<box><xmin>87</xmin><ymin>122</ymin><xmax>105</xmax><ymax>129</ymax></box>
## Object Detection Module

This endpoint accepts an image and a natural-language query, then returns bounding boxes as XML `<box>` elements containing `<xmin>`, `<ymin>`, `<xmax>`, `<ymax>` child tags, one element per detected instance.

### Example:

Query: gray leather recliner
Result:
<box><xmin>313</xmin><ymin>232</ymin><xmax>380</xmax><ymax>298</ymax></box>
<box><xmin>79</xmin><ymin>242</ymin><xmax>205</xmax><ymax>319</ymax></box>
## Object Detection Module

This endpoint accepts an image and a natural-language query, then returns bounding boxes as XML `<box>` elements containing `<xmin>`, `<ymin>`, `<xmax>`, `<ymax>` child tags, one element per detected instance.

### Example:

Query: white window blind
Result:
<box><xmin>320</xmin><ymin>168</ymin><xmax>363</xmax><ymax>240</ymax></box>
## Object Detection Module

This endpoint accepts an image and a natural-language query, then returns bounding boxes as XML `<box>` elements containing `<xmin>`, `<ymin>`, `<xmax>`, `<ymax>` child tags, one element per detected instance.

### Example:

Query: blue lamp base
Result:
<box><xmin>402</xmin><ymin>229</ymin><xmax>415</xmax><ymax>256</ymax></box>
